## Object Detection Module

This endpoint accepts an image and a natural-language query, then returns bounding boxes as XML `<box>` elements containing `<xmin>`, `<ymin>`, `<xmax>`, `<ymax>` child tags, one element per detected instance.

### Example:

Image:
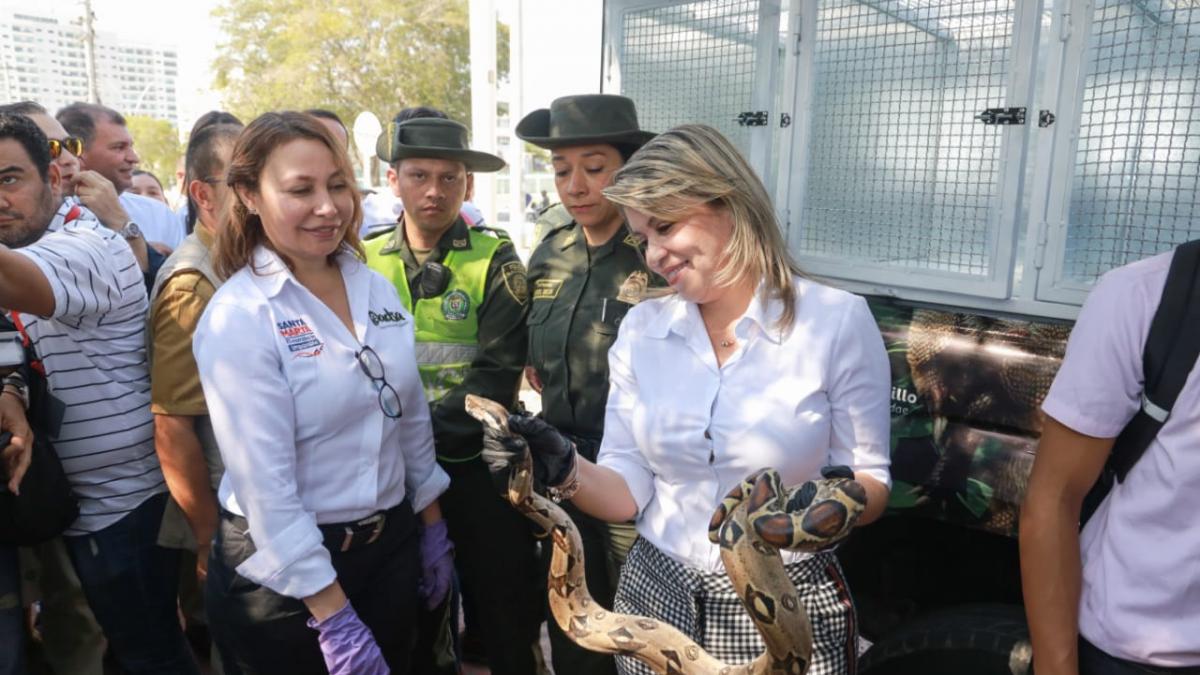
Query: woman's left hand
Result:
<box><xmin>418</xmin><ymin>520</ymin><xmax>455</xmax><ymax>610</ymax></box>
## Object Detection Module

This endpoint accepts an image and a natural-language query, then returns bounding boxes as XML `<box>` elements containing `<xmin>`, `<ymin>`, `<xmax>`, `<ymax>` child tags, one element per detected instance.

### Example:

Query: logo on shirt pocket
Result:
<box><xmin>369</xmin><ymin>308</ymin><xmax>406</xmax><ymax>327</ymax></box>
<box><xmin>276</xmin><ymin>318</ymin><xmax>324</xmax><ymax>358</ymax></box>
<box><xmin>442</xmin><ymin>290</ymin><xmax>470</xmax><ymax>321</ymax></box>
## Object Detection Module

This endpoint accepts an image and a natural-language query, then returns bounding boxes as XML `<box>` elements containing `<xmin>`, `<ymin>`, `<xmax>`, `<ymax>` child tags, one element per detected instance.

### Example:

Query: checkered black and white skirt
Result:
<box><xmin>612</xmin><ymin>538</ymin><xmax>857</xmax><ymax>675</ymax></box>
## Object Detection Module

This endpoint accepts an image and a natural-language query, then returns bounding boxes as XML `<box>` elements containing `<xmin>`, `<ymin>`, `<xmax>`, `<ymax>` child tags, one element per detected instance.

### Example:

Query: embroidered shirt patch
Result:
<box><xmin>276</xmin><ymin>318</ymin><xmax>323</xmax><ymax>357</ymax></box>
<box><xmin>532</xmin><ymin>278</ymin><xmax>563</xmax><ymax>301</ymax></box>
<box><xmin>442</xmin><ymin>289</ymin><xmax>471</xmax><ymax>321</ymax></box>
<box><xmin>501</xmin><ymin>261</ymin><xmax>528</xmax><ymax>305</ymax></box>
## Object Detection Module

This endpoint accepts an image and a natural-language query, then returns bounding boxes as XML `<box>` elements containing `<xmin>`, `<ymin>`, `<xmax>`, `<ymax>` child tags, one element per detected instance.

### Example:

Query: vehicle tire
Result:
<box><xmin>859</xmin><ymin>604</ymin><xmax>1032</xmax><ymax>675</ymax></box>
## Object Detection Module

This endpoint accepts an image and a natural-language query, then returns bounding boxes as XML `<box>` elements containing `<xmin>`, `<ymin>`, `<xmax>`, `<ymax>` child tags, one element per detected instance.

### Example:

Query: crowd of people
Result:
<box><xmin>0</xmin><ymin>89</ymin><xmax>1194</xmax><ymax>675</ymax></box>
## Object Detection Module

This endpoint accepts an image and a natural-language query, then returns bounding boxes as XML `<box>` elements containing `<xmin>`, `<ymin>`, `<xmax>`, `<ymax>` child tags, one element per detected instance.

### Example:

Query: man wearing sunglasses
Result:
<box><xmin>0</xmin><ymin>102</ymin><xmax>150</xmax><ymax>276</ymax></box>
<box><xmin>0</xmin><ymin>101</ymin><xmax>154</xmax><ymax>675</ymax></box>
<box><xmin>57</xmin><ymin>102</ymin><xmax>184</xmax><ymax>252</ymax></box>
<box><xmin>0</xmin><ymin>112</ymin><xmax>198</xmax><ymax>674</ymax></box>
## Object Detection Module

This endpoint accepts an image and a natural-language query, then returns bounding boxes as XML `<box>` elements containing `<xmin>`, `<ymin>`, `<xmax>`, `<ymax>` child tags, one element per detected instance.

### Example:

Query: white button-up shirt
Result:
<box><xmin>121</xmin><ymin>192</ymin><xmax>185</xmax><ymax>248</ymax></box>
<box><xmin>194</xmin><ymin>246</ymin><xmax>450</xmax><ymax>599</ymax></box>
<box><xmin>597</xmin><ymin>277</ymin><xmax>892</xmax><ymax>572</ymax></box>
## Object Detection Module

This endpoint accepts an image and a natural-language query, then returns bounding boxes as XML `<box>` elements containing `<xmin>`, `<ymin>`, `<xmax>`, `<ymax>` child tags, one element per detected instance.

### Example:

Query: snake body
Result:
<box><xmin>465</xmin><ymin>395</ymin><xmax>867</xmax><ymax>675</ymax></box>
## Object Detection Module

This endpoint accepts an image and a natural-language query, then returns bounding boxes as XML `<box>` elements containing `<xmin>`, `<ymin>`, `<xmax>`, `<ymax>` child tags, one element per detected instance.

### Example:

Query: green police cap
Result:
<box><xmin>376</xmin><ymin>117</ymin><xmax>505</xmax><ymax>172</ymax></box>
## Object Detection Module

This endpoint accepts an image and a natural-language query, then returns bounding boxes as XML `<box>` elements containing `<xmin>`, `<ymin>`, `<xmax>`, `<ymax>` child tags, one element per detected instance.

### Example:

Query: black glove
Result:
<box><xmin>821</xmin><ymin>465</ymin><xmax>855</xmax><ymax>480</ymax></box>
<box><xmin>479</xmin><ymin>423</ymin><xmax>528</xmax><ymax>493</ymax></box>
<box><xmin>507</xmin><ymin>414</ymin><xmax>577</xmax><ymax>488</ymax></box>
<box><xmin>784</xmin><ymin>465</ymin><xmax>858</xmax><ymax>510</ymax></box>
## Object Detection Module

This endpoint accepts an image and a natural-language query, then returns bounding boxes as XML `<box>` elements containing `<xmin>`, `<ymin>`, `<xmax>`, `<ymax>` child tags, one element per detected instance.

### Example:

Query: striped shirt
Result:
<box><xmin>14</xmin><ymin>201</ymin><xmax>164</xmax><ymax>535</ymax></box>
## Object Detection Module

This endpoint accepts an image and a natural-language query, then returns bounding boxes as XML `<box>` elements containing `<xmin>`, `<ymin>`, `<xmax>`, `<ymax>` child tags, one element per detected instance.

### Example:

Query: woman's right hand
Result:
<box><xmin>507</xmin><ymin>414</ymin><xmax>576</xmax><ymax>488</ymax></box>
<box><xmin>307</xmin><ymin>601</ymin><xmax>390</xmax><ymax>675</ymax></box>
<box><xmin>479</xmin><ymin>414</ymin><xmax>576</xmax><ymax>489</ymax></box>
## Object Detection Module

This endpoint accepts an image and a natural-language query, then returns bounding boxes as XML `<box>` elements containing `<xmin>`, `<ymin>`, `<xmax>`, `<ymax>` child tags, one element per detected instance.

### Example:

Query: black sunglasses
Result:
<box><xmin>355</xmin><ymin>345</ymin><xmax>403</xmax><ymax>419</ymax></box>
<box><xmin>48</xmin><ymin>137</ymin><xmax>84</xmax><ymax>159</ymax></box>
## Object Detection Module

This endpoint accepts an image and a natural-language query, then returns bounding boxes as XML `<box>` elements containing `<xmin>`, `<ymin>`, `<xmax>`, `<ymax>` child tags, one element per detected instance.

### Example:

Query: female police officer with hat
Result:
<box><xmin>513</xmin><ymin>94</ymin><xmax>659</xmax><ymax>675</ymax></box>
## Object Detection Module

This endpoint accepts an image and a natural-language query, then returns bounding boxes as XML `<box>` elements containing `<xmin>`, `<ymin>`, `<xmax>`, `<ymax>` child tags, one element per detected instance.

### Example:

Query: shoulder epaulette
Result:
<box><xmin>539</xmin><ymin>220</ymin><xmax>577</xmax><ymax>245</ymax></box>
<box><xmin>472</xmin><ymin>224</ymin><xmax>512</xmax><ymax>241</ymax></box>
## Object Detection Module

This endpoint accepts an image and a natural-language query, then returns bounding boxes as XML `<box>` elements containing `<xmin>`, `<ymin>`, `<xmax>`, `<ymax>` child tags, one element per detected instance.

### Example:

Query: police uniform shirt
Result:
<box><xmin>597</xmin><ymin>278</ymin><xmax>892</xmax><ymax>572</ymax></box>
<box><xmin>1042</xmin><ymin>251</ymin><xmax>1200</xmax><ymax>667</ymax></box>
<box><xmin>526</xmin><ymin>221</ymin><xmax>654</xmax><ymax>447</ymax></box>
<box><xmin>193</xmin><ymin>246</ymin><xmax>450</xmax><ymax>599</ymax></box>
<box><xmin>367</xmin><ymin>216</ymin><xmax>528</xmax><ymax>460</ymax></box>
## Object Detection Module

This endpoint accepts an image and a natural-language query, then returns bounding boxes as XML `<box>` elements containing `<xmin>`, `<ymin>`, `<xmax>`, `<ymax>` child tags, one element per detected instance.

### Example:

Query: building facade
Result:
<box><xmin>0</xmin><ymin>9</ymin><xmax>178</xmax><ymax>126</ymax></box>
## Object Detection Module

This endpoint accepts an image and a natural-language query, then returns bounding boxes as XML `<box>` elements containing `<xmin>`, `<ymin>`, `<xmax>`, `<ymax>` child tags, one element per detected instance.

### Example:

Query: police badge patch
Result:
<box><xmin>616</xmin><ymin>270</ymin><xmax>650</xmax><ymax>304</ymax></box>
<box><xmin>501</xmin><ymin>261</ymin><xmax>528</xmax><ymax>304</ymax></box>
<box><xmin>442</xmin><ymin>289</ymin><xmax>470</xmax><ymax>321</ymax></box>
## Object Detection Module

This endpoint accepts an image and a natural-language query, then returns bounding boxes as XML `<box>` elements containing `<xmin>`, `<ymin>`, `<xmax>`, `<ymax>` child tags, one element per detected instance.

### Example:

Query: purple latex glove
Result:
<box><xmin>306</xmin><ymin>602</ymin><xmax>390</xmax><ymax>675</ymax></box>
<box><xmin>418</xmin><ymin>520</ymin><xmax>455</xmax><ymax>610</ymax></box>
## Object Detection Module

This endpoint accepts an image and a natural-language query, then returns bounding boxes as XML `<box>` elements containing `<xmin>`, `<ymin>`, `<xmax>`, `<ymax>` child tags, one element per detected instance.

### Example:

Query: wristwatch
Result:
<box><xmin>118</xmin><ymin>221</ymin><xmax>143</xmax><ymax>240</ymax></box>
<box><xmin>2</xmin><ymin>372</ymin><xmax>29</xmax><ymax>410</ymax></box>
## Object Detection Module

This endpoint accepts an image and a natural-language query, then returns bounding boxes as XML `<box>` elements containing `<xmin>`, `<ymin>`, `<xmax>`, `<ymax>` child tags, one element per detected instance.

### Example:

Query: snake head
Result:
<box><xmin>465</xmin><ymin>394</ymin><xmax>511</xmax><ymax>434</ymax></box>
<box><xmin>466</xmin><ymin>394</ymin><xmax>535</xmax><ymax>505</ymax></box>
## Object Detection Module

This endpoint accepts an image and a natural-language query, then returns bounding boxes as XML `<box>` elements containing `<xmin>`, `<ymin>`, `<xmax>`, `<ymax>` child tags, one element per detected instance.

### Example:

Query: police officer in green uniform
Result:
<box><xmin>514</xmin><ymin>94</ymin><xmax>659</xmax><ymax>675</ymax></box>
<box><xmin>365</xmin><ymin>115</ymin><xmax>543</xmax><ymax>675</ymax></box>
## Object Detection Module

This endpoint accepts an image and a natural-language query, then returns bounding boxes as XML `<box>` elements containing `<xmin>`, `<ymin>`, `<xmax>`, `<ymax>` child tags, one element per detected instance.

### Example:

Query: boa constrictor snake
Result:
<box><xmin>464</xmin><ymin>395</ymin><xmax>868</xmax><ymax>675</ymax></box>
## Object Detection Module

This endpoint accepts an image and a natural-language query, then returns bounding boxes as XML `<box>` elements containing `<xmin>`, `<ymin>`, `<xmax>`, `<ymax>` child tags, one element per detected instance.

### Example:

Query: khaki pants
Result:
<box><xmin>19</xmin><ymin>539</ymin><xmax>106</xmax><ymax>675</ymax></box>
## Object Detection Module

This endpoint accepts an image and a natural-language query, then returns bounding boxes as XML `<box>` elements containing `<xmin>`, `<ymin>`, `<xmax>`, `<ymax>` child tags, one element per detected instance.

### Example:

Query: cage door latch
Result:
<box><xmin>736</xmin><ymin>111</ymin><xmax>770</xmax><ymax>127</ymax></box>
<box><xmin>975</xmin><ymin>107</ymin><xmax>1027</xmax><ymax>125</ymax></box>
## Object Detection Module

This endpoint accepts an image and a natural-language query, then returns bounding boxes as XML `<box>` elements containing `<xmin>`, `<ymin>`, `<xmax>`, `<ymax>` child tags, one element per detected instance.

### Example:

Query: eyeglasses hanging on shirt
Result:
<box><xmin>355</xmin><ymin>345</ymin><xmax>403</xmax><ymax>418</ymax></box>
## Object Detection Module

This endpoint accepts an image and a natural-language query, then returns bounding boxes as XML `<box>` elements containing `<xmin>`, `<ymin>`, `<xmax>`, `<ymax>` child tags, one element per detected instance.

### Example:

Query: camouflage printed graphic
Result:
<box><xmin>869</xmin><ymin>301</ymin><xmax>1072</xmax><ymax>538</ymax></box>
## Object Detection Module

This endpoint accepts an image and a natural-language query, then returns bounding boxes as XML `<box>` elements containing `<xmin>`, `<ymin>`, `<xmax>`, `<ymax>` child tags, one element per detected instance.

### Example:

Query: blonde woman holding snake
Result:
<box><xmin>484</xmin><ymin>124</ymin><xmax>892</xmax><ymax>674</ymax></box>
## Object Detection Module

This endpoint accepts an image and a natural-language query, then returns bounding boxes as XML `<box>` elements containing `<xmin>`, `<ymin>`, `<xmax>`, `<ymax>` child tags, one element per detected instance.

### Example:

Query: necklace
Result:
<box><xmin>720</xmin><ymin>338</ymin><xmax>735</xmax><ymax>348</ymax></box>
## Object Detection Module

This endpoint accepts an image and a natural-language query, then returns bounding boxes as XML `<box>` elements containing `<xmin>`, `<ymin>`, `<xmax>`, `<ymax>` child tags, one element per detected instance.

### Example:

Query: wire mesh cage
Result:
<box><xmin>619</xmin><ymin>0</ymin><xmax>763</xmax><ymax>148</ymax></box>
<box><xmin>797</xmin><ymin>0</ymin><xmax>1017</xmax><ymax>278</ymax></box>
<box><xmin>1062</xmin><ymin>0</ymin><xmax>1200</xmax><ymax>285</ymax></box>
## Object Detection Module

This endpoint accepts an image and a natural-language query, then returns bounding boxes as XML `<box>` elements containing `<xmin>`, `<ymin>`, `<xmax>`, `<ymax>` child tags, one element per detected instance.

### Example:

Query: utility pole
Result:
<box><xmin>469</xmin><ymin>0</ymin><xmax>497</xmax><ymax>227</ymax></box>
<box><xmin>83</xmin><ymin>0</ymin><xmax>100</xmax><ymax>103</ymax></box>
<box><xmin>508</xmin><ymin>0</ymin><xmax>526</xmax><ymax>246</ymax></box>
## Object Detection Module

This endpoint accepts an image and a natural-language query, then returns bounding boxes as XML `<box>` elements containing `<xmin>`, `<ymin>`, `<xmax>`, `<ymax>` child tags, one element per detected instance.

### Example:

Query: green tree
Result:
<box><xmin>212</xmin><ymin>0</ymin><xmax>509</xmax><ymax>132</ymax></box>
<box><xmin>126</xmin><ymin>115</ymin><xmax>183</xmax><ymax>188</ymax></box>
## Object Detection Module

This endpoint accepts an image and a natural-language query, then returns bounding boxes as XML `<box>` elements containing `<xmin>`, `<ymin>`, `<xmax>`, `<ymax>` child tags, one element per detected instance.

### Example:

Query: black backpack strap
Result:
<box><xmin>1080</xmin><ymin>240</ymin><xmax>1200</xmax><ymax>527</ymax></box>
<box><xmin>1109</xmin><ymin>239</ymin><xmax>1200</xmax><ymax>481</ymax></box>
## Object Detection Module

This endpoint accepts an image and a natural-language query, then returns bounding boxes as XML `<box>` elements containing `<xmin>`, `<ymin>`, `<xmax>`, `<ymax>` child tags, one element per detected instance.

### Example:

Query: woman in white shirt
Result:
<box><xmin>488</xmin><ymin>124</ymin><xmax>892</xmax><ymax>674</ymax></box>
<box><xmin>193</xmin><ymin>112</ymin><xmax>452</xmax><ymax>675</ymax></box>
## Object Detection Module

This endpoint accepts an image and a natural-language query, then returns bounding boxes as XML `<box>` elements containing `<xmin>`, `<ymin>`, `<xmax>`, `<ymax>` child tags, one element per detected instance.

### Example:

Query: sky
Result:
<box><xmin>28</xmin><ymin>0</ymin><xmax>605</xmax><ymax>132</ymax></box>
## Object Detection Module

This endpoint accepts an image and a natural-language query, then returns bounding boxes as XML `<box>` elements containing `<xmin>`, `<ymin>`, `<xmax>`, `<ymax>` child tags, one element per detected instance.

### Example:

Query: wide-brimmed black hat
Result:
<box><xmin>376</xmin><ymin>118</ymin><xmax>505</xmax><ymax>172</ymax></box>
<box><xmin>515</xmin><ymin>94</ymin><xmax>656</xmax><ymax>150</ymax></box>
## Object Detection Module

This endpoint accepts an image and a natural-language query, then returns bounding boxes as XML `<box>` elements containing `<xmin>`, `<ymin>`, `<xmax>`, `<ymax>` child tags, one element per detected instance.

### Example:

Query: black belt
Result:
<box><xmin>222</xmin><ymin>498</ymin><xmax>414</xmax><ymax>554</ymax></box>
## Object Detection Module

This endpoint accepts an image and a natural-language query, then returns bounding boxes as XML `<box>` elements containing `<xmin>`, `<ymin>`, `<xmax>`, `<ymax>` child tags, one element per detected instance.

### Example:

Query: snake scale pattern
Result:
<box><xmin>464</xmin><ymin>394</ymin><xmax>868</xmax><ymax>675</ymax></box>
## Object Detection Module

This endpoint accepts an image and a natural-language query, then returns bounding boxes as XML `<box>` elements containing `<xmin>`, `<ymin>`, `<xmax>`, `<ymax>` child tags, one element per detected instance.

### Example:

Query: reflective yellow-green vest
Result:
<box><xmin>365</xmin><ymin>230</ymin><xmax>503</xmax><ymax>403</ymax></box>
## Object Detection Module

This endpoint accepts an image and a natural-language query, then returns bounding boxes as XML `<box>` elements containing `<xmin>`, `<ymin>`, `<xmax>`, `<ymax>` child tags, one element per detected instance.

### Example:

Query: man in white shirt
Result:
<box><xmin>57</xmin><ymin>102</ymin><xmax>184</xmax><ymax>250</ymax></box>
<box><xmin>0</xmin><ymin>101</ymin><xmax>151</xmax><ymax>274</ymax></box>
<box><xmin>0</xmin><ymin>112</ymin><xmax>198</xmax><ymax>674</ymax></box>
<box><xmin>1021</xmin><ymin>248</ymin><xmax>1200</xmax><ymax>675</ymax></box>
